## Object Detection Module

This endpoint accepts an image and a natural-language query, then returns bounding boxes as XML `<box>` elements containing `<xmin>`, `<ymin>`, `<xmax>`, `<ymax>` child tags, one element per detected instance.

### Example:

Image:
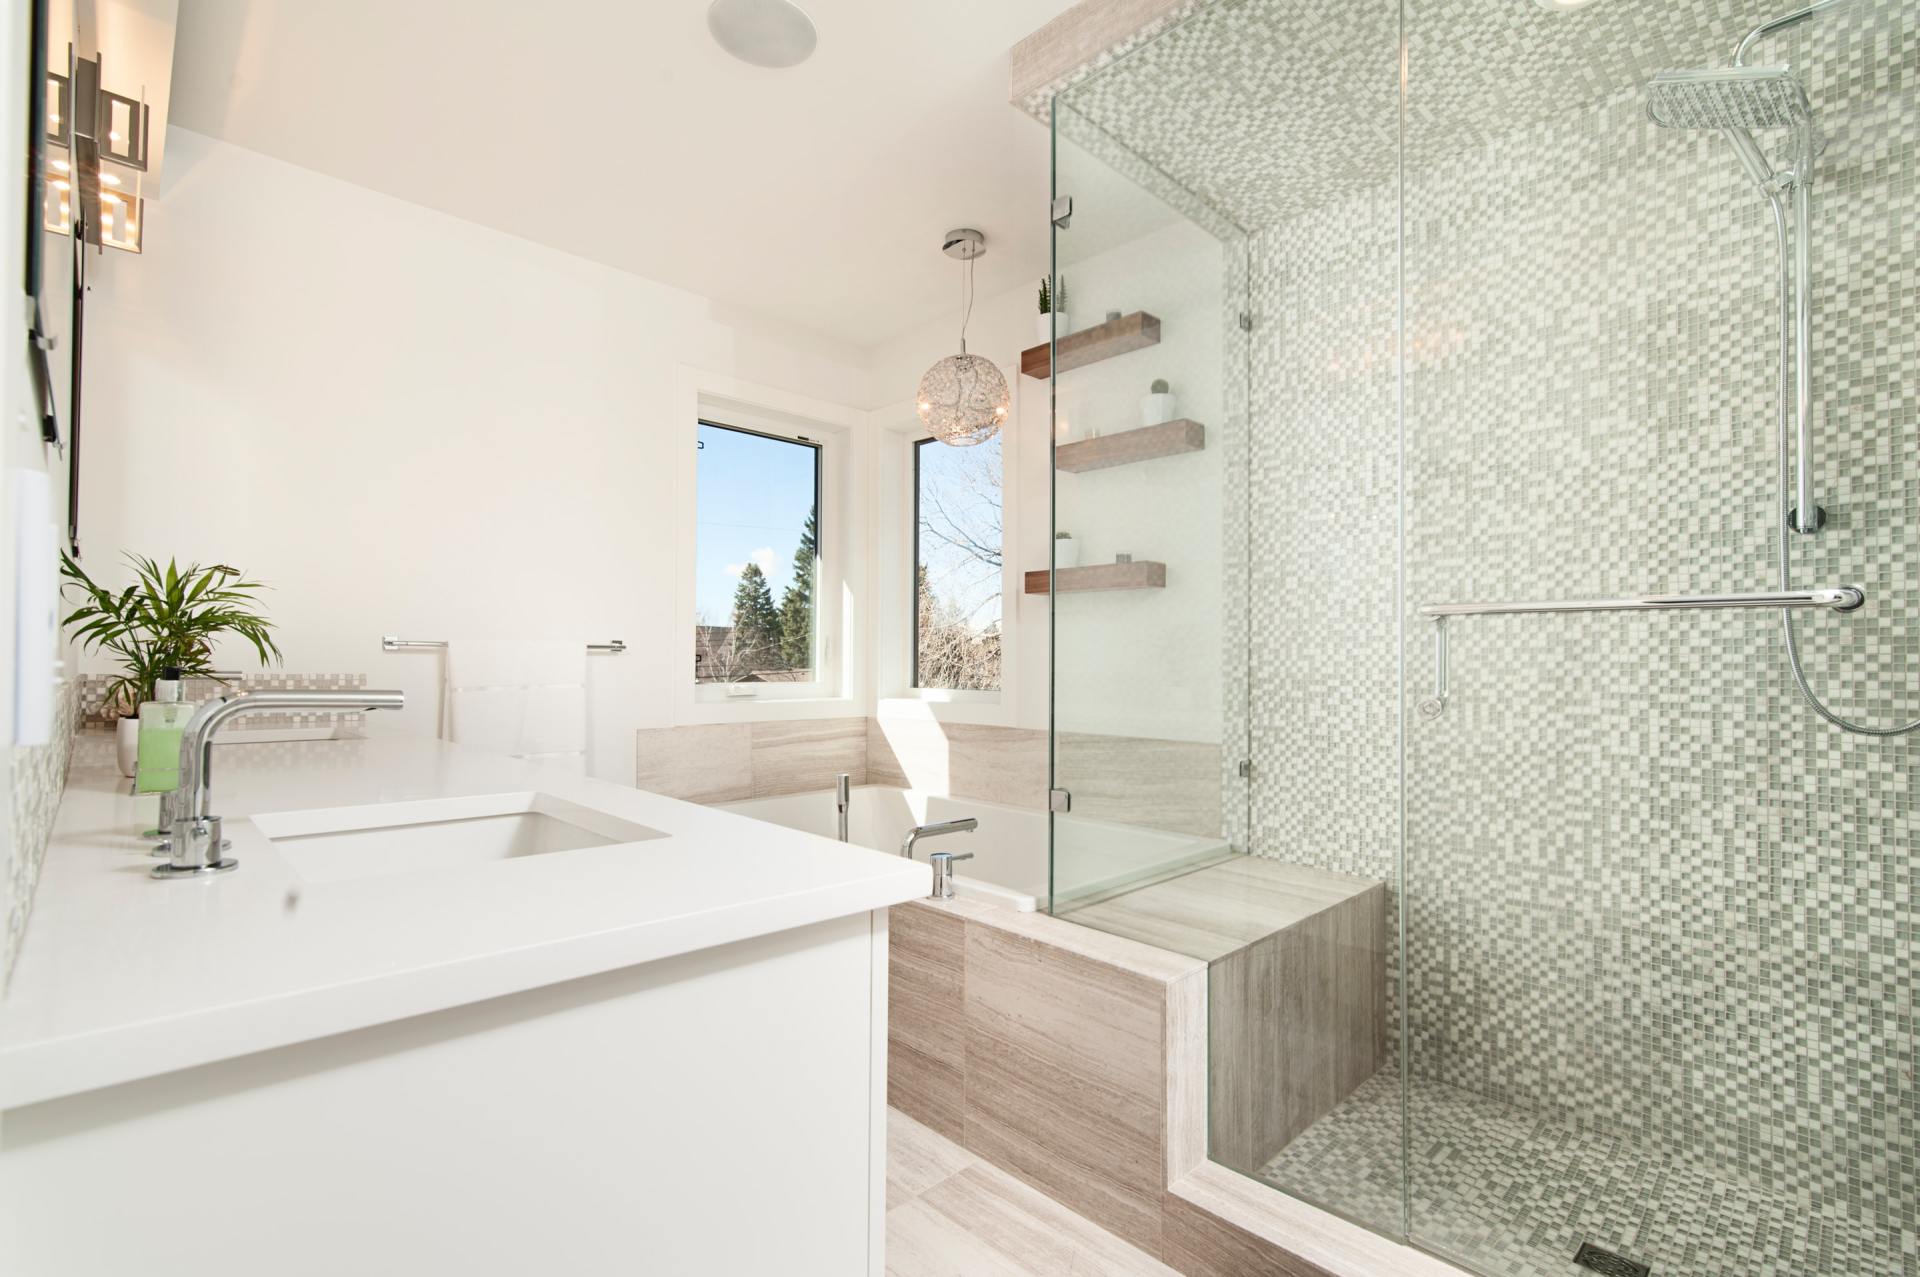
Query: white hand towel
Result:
<box><xmin>442</xmin><ymin>639</ymin><xmax>588</xmax><ymax>771</ymax></box>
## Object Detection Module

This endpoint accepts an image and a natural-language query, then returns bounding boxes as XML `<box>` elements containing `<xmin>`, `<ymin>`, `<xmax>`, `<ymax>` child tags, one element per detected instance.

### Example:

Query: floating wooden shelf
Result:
<box><xmin>1024</xmin><ymin>561</ymin><xmax>1167</xmax><ymax>595</ymax></box>
<box><xmin>1056</xmin><ymin>419</ymin><xmax>1206</xmax><ymax>473</ymax></box>
<box><xmin>1020</xmin><ymin>311</ymin><xmax>1161</xmax><ymax>379</ymax></box>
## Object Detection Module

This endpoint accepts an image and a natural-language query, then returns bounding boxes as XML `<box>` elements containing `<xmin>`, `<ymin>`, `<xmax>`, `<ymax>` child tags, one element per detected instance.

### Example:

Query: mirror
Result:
<box><xmin>27</xmin><ymin>0</ymin><xmax>81</xmax><ymax>554</ymax></box>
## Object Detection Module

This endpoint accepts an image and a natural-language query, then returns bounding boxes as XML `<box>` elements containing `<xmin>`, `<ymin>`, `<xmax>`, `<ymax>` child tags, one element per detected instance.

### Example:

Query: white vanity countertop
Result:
<box><xmin>0</xmin><ymin>735</ymin><xmax>929</xmax><ymax>1109</ymax></box>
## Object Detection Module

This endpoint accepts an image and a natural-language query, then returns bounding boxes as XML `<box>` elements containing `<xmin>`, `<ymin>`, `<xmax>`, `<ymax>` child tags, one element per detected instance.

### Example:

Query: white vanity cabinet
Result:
<box><xmin>1</xmin><ymin>738</ymin><xmax>922</xmax><ymax>1276</ymax></box>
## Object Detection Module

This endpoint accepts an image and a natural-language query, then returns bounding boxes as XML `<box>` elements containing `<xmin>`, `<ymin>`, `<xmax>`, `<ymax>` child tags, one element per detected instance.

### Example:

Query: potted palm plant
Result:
<box><xmin>60</xmin><ymin>551</ymin><xmax>285</xmax><ymax>775</ymax></box>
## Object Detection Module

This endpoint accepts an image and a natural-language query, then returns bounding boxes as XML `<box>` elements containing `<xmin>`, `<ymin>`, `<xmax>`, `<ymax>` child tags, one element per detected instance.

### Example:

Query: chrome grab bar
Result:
<box><xmin>1416</xmin><ymin>587</ymin><xmax>1864</xmax><ymax>719</ymax></box>
<box><xmin>1419</xmin><ymin>587</ymin><xmax>1863</xmax><ymax>620</ymax></box>
<box><xmin>383</xmin><ymin>635</ymin><xmax>626</xmax><ymax>653</ymax></box>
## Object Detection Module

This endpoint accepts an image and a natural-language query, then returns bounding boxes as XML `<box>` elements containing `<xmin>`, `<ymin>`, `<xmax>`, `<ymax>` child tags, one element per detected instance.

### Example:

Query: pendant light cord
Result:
<box><xmin>959</xmin><ymin>252</ymin><xmax>976</xmax><ymax>355</ymax></box>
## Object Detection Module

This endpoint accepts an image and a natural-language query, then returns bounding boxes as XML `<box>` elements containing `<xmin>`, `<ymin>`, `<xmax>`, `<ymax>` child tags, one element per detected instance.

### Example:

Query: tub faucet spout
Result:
<box><xmin>900</xmin><ymin>817</ymin><xmax>977</xmax><ymax>860</ymax></box>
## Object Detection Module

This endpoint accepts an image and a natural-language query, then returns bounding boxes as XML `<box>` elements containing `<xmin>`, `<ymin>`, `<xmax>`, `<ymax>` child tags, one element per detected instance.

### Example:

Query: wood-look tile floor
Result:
<box><xmin>886</xmin><ymin>1108</ymin><xmax>1179</xmax><ymax>1276</ymax></box>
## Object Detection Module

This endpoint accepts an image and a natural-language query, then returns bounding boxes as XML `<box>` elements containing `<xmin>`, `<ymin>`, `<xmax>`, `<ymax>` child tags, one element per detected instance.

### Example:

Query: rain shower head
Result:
<box><xmin>1644</xmin><ymin>65</ymin><xmax>1811</xmax><ymax>132</ymax></box>
<box><xmin>1645</xmin><ymin>65</ymin><xmax>1816</xmax><ymax>192</ymax></box>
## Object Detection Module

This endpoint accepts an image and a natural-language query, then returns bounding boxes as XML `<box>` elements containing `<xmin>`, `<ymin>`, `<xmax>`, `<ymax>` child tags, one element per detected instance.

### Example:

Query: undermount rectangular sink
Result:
<box><xmin>253</xmin><ymin>792</ymin><xmax>666</xmax><ymax>883</ymax></box>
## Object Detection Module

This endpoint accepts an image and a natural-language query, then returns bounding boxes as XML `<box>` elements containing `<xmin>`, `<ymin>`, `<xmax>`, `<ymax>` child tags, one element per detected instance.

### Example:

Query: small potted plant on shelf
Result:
<box><xmin>1054</xmin><ymin>529</ymin><xmax>1079</xmax><ymax>569</ymax></box>
<box><xmin>1141</xmin><ymin>377</ymin><xmax>1177</xmax><ymax>426</ymax></box>
<box><xmin>1037</xmin><ymin>275</ymin><xmax>1069</xmax><ymax>344</ymax></box>
<box><xmin>60</xmin><ymin>551</ymin><xmax>285</xmax><ymax>776</ymax></box>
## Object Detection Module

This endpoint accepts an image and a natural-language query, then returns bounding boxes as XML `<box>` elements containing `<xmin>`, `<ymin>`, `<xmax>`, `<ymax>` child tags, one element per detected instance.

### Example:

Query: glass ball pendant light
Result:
<box><xmin>917</xmin><ymin>228</ymin><xmax>1009</xmax><ymax>448</ymax></box>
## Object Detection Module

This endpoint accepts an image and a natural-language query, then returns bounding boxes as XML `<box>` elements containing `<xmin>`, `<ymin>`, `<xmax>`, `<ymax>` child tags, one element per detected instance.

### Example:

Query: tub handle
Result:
<box><xmin>929</xmin><ymin>850</ymin><xmax>975</xmax><ymax>900</ymax></box>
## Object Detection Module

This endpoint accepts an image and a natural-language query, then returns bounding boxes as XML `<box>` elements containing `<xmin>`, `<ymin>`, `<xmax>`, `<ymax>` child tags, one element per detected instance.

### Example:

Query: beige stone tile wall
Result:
<box><xmin>634</xmin><ymin>718</ymin><xmax>1224</xmax><ymax>838</ymax></box>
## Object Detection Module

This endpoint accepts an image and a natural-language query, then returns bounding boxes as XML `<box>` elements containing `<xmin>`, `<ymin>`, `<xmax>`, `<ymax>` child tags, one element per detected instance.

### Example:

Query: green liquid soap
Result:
<box><xmin>134</xmin><ymin>671</ymin><xmax>194</xmax><ymax>795</ymax></box>
<box><xmin>134</xmin><ymin>711</ymin><xmax>190</xmax><ymax>793</ymax></box>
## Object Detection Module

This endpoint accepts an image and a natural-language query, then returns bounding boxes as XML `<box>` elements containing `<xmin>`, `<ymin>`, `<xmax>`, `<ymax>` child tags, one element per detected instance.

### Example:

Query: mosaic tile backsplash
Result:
<box><xmin>76</xmin><ymin>671</ymin><xmax>369</xmax><ymax>731</ymax></box>
<box><xmin>5</xmin><ymin>674</ymin><xmax>81</xmax><ymax>988</ymax></box>
<box><xmin>1060</xmin><ymin>0</ymin><xmax>1918</xmax><ymax>1269</ymax></box>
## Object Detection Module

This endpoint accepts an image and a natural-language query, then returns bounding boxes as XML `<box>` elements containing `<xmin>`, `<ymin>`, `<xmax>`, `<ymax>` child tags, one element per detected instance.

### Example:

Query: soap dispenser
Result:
<box><xmin>134</xmin><ymin>667</ymin><xmax>194</xmax><ymax>795</ymax></box>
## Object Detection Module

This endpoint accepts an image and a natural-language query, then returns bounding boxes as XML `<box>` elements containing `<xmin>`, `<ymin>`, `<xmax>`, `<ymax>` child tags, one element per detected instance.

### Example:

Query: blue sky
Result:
<box><xmin>695</xmin><ymin>422</ymin><xmax>1003</xmax><ymax>635</ymax></box>
<box><xmin>695</xmin><ymin>422</ymin><xmax>818</xmax><ymax>623</ymax></box>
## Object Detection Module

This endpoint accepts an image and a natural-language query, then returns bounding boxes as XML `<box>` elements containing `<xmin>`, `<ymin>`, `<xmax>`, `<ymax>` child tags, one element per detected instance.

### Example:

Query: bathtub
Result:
<box><xmin>717</xmin><ymin>785</ymin><xmax>1231</xmax><ymax>913</ymax></box>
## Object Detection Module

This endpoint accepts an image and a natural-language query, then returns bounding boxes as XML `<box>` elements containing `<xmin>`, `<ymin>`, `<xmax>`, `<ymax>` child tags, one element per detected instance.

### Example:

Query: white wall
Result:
<box><xmin>80</xmin><ymin>128</ymin><xmax>876</xmax><ymax>782</ymax></box>
<box><xmin>78</xmin><ymin>119</ymin><xmax>1224</xmax><ymax>793</ymax></box>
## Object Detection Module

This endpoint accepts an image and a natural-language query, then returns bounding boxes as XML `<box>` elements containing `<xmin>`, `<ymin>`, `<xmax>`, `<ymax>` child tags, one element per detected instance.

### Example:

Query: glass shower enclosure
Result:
<box><xmin>1046</xmin><ymin>2</ymin><xmax>1918</xmax><ymax>1275</ymax></box>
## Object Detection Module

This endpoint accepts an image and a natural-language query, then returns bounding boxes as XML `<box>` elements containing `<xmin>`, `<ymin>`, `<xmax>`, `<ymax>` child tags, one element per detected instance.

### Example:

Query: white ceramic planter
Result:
<box><xmin>1054</xmin><ymin>536</ymin><xmax>1080</xmax><ymax>569</ymax></box>
<box><xmin>116</xmin><ymin>717</ymin><xmax>139</xmax><ymax>778</ymax></box>
<box><xmin>1140</xmin><ymin>391</ymin><xmax>1177</xmax><ymax>427</ymax></box>
<box><xmin>1037</xmin><ymin>313</ymin><xmax>1070</xmax><ymax>343</ymax></box>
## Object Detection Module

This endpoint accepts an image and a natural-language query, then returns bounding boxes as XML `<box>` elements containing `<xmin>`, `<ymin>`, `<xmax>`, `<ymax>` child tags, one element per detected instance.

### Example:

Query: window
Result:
<box><xmin>694</xmin><ymin>420</ymin><xmax>822</xmax><ymax>690</ymax></box>
<box><xmin>913</xmin><ymin>434</ymin><xmax>1002</xmax><ymax>691</ymax></box>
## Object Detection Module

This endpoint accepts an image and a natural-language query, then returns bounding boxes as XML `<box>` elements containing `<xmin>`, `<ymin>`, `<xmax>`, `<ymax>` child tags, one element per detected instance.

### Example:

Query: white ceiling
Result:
<box><xmin>166</xmin><ymin>0</ymin><xmax>1078</xmax><ymax>348</ymax></box>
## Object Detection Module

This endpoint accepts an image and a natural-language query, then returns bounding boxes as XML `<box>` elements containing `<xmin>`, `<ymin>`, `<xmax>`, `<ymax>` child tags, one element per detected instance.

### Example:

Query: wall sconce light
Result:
<box><xmin>44</xmin><ymin>56</ymin><xmax>148</xmax><ymax>254</ymax></box>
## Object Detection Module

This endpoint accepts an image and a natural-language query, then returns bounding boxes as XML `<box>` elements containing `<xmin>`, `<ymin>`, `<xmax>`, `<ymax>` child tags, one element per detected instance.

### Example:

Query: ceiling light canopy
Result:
<box><xmin>707</xmin><ymin>0</ymin><xmax>818</xmax><ymax>69</ymax></box>
<box><xmin>917</xmin><ymin>229</ymin><xmax>1009</xmax><ymax>449</ymax></box>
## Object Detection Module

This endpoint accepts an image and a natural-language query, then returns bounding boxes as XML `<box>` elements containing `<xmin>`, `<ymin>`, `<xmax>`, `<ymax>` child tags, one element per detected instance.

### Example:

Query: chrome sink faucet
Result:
<box><xmin>155</xmin><ymin>689</ymin><xmax>406</xmax><ymax>880</ymax></box>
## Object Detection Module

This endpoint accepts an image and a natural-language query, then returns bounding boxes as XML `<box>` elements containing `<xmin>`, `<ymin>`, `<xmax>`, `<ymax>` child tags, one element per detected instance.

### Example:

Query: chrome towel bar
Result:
<box><xmin>382</xmin><ymin>636</ymin><xmax>627</xmax><ymax>653</ymax></box>
<box><xmin>1419</xmin><ymin>587</ymin><xmax>1863</xmax><ymax>620</ymax></box>
<box><xmin>1416</xmin><ymin>587</ymin><xmax>1864</xmax><ymax>720</ymax></box>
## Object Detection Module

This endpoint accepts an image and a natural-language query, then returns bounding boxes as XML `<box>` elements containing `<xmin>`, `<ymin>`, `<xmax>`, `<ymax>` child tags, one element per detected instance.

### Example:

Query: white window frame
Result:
<box><xmin>872</xmin><ymin>399</ymin><xmax>1020</xmax><ymax>722</ymax></box>
<box><xmin>673</xmin><ymin>369</ymin><xmax>865</xmax><ymax>723</ymax></box>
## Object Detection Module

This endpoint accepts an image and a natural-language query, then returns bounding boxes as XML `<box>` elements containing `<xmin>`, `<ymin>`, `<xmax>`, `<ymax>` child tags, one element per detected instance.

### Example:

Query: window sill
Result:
<box><xmin>674</xmin><ymin>695</ymin><xmax>863</xmax><ymax>726</ymax></box>
<box><xmin>877</xmin><ymin>694</ymin><xmax>1017</xmax><ymax>728</ymax></box>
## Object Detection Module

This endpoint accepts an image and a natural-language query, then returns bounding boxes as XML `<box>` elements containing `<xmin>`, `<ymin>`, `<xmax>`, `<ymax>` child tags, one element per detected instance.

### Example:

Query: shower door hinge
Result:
<box><xmin>1237</xmin><ymin>759</ymin><xmax>1252</xmax><ymax>779</ymax></box>
<box><xmin>1238</xmin><ymin>311</ymin><xmax>1253</xmax><ymax>332</ymax></box>
<box><xmin>1051</xmin><ymin>196</ymin><xmax>1074</xmax><ymax>230</ymax></box>
<box><xmin>1049</xmin><ymin>788</ymin><xmax>1071</xmax><ymax>813</ymax></box>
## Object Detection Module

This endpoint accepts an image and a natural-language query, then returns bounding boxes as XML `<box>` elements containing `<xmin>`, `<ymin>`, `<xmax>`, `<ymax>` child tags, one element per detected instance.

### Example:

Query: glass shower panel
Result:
<box><xmin>1212</xmin><ymin>0</ymin><xmax>1405</xmax><ymax>1240</ymax></box>
<box><xmin>1401</xmin><ymin>2</ymin><xmax>1918</xmax><ymax>1275</ymax></box>
<box><xmin>1045</xmin><ymin>91</ymin><xmax>1246</xmax><ymax>920</ymax></box>
<box><xmin>1047</xmin><ymin>0</ymin><xmax>1408</xmax><ymax>1247</ymax></box>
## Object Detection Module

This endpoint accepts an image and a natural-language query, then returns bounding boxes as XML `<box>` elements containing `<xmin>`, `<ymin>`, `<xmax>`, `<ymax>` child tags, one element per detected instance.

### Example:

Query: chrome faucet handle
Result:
<box><xmin>928</xmin><ymin>849</ymin><xmax>975</xmax><ymax>900</ymax></box>
<box><xmin>153</xmin><ymin>815</ymin><xmax>237</xmax><ymax>879</ymax></box>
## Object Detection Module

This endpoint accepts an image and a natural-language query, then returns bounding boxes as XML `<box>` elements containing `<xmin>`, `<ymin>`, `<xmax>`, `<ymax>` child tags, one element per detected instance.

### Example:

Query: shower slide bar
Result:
<box><xmin>1418</xmin><ymin>587</ymin><xmax>1863</xmax><ymax>619</ymax></box>
<box><xmin>381</xmin><ymin>635</ymin><xmax>628</xmax><ymax>653</ymax></box>
<box><xmin>1415</xmin><ymin>587</ymin><xmax>1863</xmax><ymax>719</ymax></box>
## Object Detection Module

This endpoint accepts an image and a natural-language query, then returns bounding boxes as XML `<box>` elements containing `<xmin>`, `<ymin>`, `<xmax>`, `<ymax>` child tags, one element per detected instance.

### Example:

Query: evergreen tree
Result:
<box><xmin>779</xmin><ymin>511</ymin><xmax>817</xmax><ymax>670</ymax></box>
<box><xmin>730</xmin><ymin>562</ymin><xmax>782</xmax><ymax>672</ymax></box>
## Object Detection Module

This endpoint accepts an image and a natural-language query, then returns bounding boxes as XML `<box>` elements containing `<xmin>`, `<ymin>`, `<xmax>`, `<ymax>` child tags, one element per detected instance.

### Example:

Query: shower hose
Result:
<box><xmin>1765</xmin><ymin>192</ymin><xmax>1920</xmax><ymax>736</ymax></box>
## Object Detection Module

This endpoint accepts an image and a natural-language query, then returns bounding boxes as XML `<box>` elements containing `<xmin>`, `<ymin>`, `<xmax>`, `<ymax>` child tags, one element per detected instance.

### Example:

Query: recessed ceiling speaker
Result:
<box><xmin>707</xmin><ymin>0</ymin><xmax>818</xmax><ymax>69</ymax></box>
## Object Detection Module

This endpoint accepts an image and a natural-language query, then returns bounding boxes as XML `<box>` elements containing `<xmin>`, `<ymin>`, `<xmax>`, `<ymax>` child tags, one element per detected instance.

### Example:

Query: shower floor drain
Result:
<box><xmin>1572</xmin><ymin>1241</ymin><xmax>1651</xmax><ymax>1277</ymax></box>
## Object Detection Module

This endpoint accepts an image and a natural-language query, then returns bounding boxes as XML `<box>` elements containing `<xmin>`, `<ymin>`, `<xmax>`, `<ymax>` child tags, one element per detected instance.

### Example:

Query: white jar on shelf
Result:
<box><xmin>1140</xmin><ymin>379</ymin><xmax>1177</xmax><ymax>427</ymax></box>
